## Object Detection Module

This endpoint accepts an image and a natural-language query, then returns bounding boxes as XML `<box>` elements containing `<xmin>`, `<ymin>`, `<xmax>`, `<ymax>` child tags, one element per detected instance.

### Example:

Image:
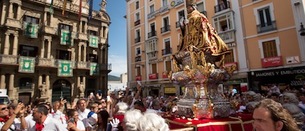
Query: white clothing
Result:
<box><xmin>0</xmin><ymin>121</ymin><xmax>16</xmax><ymax>131</ymax></box>
<box><xmin>78</xmin><ymin>109</ymin><xmax>90</xmax><ymax>121</ymax></box>
<box><xmin>25</xmin><ymin>115</ymin><xmax>35</xmax><ymax>130</ymax></box>
<box><xmin>52</xmin><ymin>110</ymin><xmax>67</xmax><ymax>125</ymax></box>
<box><xmin>75</xmin><ymin>119</ymin><xmax>86</xmax><ymax>130</ymax></box>
<box><xmin>28</xmin><ymin>115</ymin><xmax>67</xmax><ymax>131</ymax></box>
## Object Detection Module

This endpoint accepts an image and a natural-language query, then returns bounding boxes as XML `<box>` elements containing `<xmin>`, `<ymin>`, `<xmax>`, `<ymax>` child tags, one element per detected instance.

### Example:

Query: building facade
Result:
<box><xmin>0</xmin><ymin>0</ymin><xmax>111</xmax><ymax>104</ymax></box>
<box><xmin>126</xmin><ymin>0</ymin><xmax>305</xmax><ymax>96</ymax></box>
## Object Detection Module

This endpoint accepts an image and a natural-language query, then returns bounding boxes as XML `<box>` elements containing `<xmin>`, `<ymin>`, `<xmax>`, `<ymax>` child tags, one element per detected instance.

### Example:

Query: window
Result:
<box><xmin>56</xmin><ymin>50</ymin><xmax>71</xmax><ymax>60</ymax></box>
<box><xmin>196</xmin><ymin>2</ymin><xmax>205</xmax><ymax>14</ymax></box>
<box><xmin>136</xmin><ymin>67</ymin><xmax>141</xmax><ymax>76</ymax></box>
<box><xmin>161</xmin><ymin>17</ymin><xmax>170</xmax><ymax>33</ymax></box>
<box><xmin>24</xmin><ymin>16</ymin><xmax>39</xmax><ymax>24</ymax></box>
<box><xmin>163</xmin><ymin>38</ymin><xmax>171</xmax><ymax>55</ymax></box>
<box><xmin>213</xmin><ymin>12</ymin><xmax>234</xmax><ymax>32</ymax></box>
<box><xmin>224</xmin><ymin>49</ymin><xmax>234</xmax><ymax>63</ymax></box>
<box><xmin>19</xmin><ymin>78</ymin><xmax>33</xmax><ymax>89</ymax></box>
<box><xmin>262</xmin><ymin>40</ymin><xmax>277</xmax><ymax>58</ymax></box>
<box><xmin>151</xmin><ymin>63</ymin><xmax>157</xmax><ymax>74</ymax></box>
<box><xmin>88</xmin><ymin>54</ymin><xmax>98</xmax><ymax>62</ymax></box>
<box><xmin>178</xmin><ymin>10</ymin><xmax>185</xmax><ymax>20</ymax></box>
<box><xmin>60</xmin><ymin>24</ymin><xmax>72</xmax><ymax>31</ymax></box>
<box><xmin>89</xmin><ymin>30</ymin><xmax>97</xmax><ymax>36</ymax></box>
<box><xmin>162</xmin><ymin>0</ymin><xmax>168</xmax><ymax>6</ymax></box>
<box><xmin>136</xmin><ymin>47</ymin><xmax>141</xmax><ymax>55</ymax></box>
<box><xmin>135</xmin><ymin>29</ymin><xmax>140</xmax><ymax>43</ymax></box>
<box><xmin>258</xmin><ymin>7</ymin><xmax>272</xmax><ymax>28</ymax></box>
<box><xmin>254</xmin><ymin>4</ymin><xmax>276</xmax><ymax>33</ymax></box>
<box><xmin>165</xmin><ymin>61</ymin><xmax>172</xmax><ymax>72</ymax></box>
<box><xmin>259</xmin><ymin>37</ymin><xmax>280</xmax><ymax>58</ymax></box>
<box><xmin>135</xmin><ymin>12</ymin><xmax>140</xmax><ymax>21</ymax></box>
<box><xmin>18</xmin><ymin>45</ymin><xmax>38</xmax><ymax>57</ymax></box>
<box><xmin>136</xmin><ymin>1</ymin><xmax>139</xmax><ymax>9</ymax></box>
<box><xmin>150</xmin><ymin>5</ymin><xmax>154</xmax><ymax>13</ymax></box>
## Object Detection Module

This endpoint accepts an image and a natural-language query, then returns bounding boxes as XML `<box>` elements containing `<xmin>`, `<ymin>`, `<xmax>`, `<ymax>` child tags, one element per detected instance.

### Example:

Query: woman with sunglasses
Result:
<box><xmin>0</xmin><ymin>102</ymin><xmax>27</xmax><ymax>131</ymax></box>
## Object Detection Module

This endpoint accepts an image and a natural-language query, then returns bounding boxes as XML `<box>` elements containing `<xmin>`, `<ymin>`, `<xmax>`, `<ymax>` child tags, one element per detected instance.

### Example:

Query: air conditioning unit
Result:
<box><xmin>286</xmin><ymin>56</ymin><xmax>300</xmax><ymax>64</ymax></box>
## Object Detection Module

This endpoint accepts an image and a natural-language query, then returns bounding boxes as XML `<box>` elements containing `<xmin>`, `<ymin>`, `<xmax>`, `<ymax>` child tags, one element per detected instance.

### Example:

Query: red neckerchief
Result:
<box><xmin>35</xmin><ymin>122</ymin><xmax>44</xmax><ymax>131</ymax></box>
<box><xmin>0</xmin><ymin>116</ymin><xmax>9</xmax><ymax>122</ymax></box>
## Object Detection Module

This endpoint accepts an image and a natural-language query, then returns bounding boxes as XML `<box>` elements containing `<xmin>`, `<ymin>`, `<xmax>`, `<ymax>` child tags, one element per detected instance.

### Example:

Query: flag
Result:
<box><xmin>19</xmin><ymin>56</ymin><xmax>35</xmax><ymax>73</ymax></box>
<box><xmin>62</xmin><ymin>0</ymin><xmax>67</xmax><ymax>16</ymax></box>
<box><xmin>89</xmin><ymin>35</ymin><xmax>98</xmax><ymax>48</ymax></box>
<box><xmin>78</xmin><ymin>0</ymin><xmax>82</xmax><ymax>20</ymax></box>
<box><xmin>90</xmin><ymin>63</ymin><xmax>99</xmax><ymax>75</ymax></box>
<box><xmin>49</xmin><ymin>0</ymin><xmax>54</xmax><ymax>14</ymax></box>
<box><xmin>58</xmin><ymin>60</ymin><xmax>73</xmax><ymax>77</ymax></box>
<box><xmin>88</xmin><ymin>0</ymin><xmax>93</xmax><ymax>21</ymax></box>
<box><xmin>23</xmin><ymin>22</ymin><xmax>38</xmax><ymax>38</ymax></box>
<box><xmin>60</xmin><ymin>30</ymin><xmax>71</xmax><ymax>45</ymax></box>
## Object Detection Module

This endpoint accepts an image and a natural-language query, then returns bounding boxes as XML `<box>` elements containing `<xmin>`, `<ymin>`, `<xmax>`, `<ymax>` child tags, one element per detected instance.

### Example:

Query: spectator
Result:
<box><xmin>66</xmin><ymin>109</ymin><xmax>85</xmax><ymax>131</ymax></box>
<box><xmin>137</xmin><ymin>113</ymin><xmax>169</xmax><ymax>131</ymax></box>
<box><xmin>1</xmin><ymin>102</ymin><xmax>27</xmax><ymax>131</ymax></box>
<box><xmin>28</xmin><ymin>104</ymin><xmax>67</xmax><ymax>131</ymax></box>
<box><xmin>253</xmin><ymin>99</ymin><xmax>299</xmax><ymax>131</ymax></box>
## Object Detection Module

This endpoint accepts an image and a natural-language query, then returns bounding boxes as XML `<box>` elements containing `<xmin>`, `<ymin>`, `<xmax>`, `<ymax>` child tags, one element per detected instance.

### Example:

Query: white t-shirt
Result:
<box><xmin>78</xmin><ymin>109</ymin><xmax>90</xmax><ymax>121</ymax></box>
<box><xmin>0</xmin><ymin>120</ymin><xmax>16</xmax><ymax>131</ymax></box>
<box><xmin>28</xmin><ymin>116</ymin><xmax>68</xmax><ymax>131</ymax></box>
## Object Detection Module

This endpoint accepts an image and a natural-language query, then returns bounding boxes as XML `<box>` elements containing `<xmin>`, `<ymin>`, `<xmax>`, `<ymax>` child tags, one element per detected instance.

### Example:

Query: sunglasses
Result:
<box><xmin>1</xmin><ymin>107</ymin><xmax>8</xmax><ymax>111</ymax></box>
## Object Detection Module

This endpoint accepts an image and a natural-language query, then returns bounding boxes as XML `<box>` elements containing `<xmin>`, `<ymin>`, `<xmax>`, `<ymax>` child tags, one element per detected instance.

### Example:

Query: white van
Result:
<box><xmin>0</xmin><ymin>89</ymin><xmax>10</xmax><ymax>104</ymax></box>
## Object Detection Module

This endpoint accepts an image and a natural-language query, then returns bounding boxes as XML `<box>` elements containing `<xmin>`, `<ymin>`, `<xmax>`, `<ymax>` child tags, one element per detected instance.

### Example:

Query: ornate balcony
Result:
<box><xmin>218</xmin><ymin>30</ymin><xmax>235</xmax><ymax>43</ymax></box>
<box><xmin>5</xmin><ymin>18</ymin><xmax>22</xmax><ymax>29</ymax></box>
<box><xmin>148</xmin><ymin>31</ymin><xmax>157</xmax><ymax>38</ymax></box>
<box><xmin>135</xmin><ymin>37</ymin><xmax>141</xmax><ymax>43</ymax></box>
<box><xmin>161</xmin><ymin>25</ymin><xmax>170</xmax><ymax>33</ymax></box>
<box><xmin>134</xmin><ymin>19</ymin><xmax>140</xmax><ymax>26</ymax></box>
<box><xmin>159</xmin><ymin>5</ymin><xmax>169</xmax><ymax>14</ymax></box>
<box><xmin>214</xmin><ymin>1</ymin><xmax>231</xmax><ymax>13</ymax></box>
<box><xmin>148</xmin><ymin>10</ymin><xmax>158</xmax><ymax>19</ymax></box>
<box><xmin>162</xmin><ymin>48</ymin><xmax>172</xmax><ymax>55</ymax></box>
<box><xmin>78</xmin><ymin>33</ymin><xmax>88</xmax><ymax>41</ymax></box>
<box><xmin>0</xmin><ymin>54</ymin><xmax>18</xmax><ymax>65</ymax></box>
<box><xmin>37</xmin><ymin>58</ymin><xmax>56</xmax><ymax>67</ymax></box>
<box><xmin>135</xmin><ymin>56</ymin><xmax>141</xmax><ymax>62</ymax></box>
<box><xmin>257</xmin><ymin>21</ymin><xmax>277</xmax><ymax>34</ymax></box>
<box><xmin>42</xmin><ymin>25</ymin><xmax>57</xmax><ymax>35</ymax></box>
<box><xmin>76</xmin><ymin>61</ymin><xmax>90</xmax><ymax>69</ymax></box>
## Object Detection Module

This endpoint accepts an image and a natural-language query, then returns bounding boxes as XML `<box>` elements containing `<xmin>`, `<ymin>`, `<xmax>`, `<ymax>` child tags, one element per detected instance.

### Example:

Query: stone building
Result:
<box><xmin>0</xmin><ymin>0</ymin><xmax>111</xmax><ymax>104</ymax></box>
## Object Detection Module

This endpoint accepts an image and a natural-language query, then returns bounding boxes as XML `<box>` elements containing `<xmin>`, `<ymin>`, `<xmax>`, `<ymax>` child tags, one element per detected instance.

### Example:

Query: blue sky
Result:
<box><xmin>93</xmin><ymin>0</ymin><xmax>127</xmax><ymax>77</ymax></box>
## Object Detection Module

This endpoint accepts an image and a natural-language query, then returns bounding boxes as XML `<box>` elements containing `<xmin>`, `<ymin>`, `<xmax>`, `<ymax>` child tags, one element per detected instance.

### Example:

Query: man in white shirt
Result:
<box><xmin>28</xmin><ymin>104</ymin><xmax>67</xmax><ymax>131</ymax></box>
<box><xmin>52</xmin><ymin>101</ymin><xmax>67</xmax><ymax>125</ymax></box>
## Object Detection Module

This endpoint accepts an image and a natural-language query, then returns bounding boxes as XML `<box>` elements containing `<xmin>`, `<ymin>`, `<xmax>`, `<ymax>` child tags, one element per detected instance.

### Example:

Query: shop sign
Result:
<box><xmin>135</xmin><ymin>75</ymin><xmax>141</xmax><ymax>81</ymax></box>
<box><xmin>224</xmin><ymin>62</ymin><xmax>238</xmax><ymax>68</ymax></box>
<box><xmin>261</xmin><ymin>56</ymin><xmax>283</xmax><ymax>68</ymax></box>
<box><xmin>149</xmin><ymin>73</ymin><xmax>158</xmax><ymax>80</ymax></box>
<box><xmin>165</xmin><ymin>87</ymin><xmax>176</xmax><ymax>94</ymax></box>
<box><xmin>162</xmin><ymin>71</ymin><xmax>169</xmax><ymax>78</ymax></box>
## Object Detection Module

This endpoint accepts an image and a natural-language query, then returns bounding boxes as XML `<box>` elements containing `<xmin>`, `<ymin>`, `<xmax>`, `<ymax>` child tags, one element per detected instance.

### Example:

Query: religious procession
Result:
<box><xmin>1</xmin><ymin>0</ymin><xmax>305</xmax><ymax>131</ymax></box>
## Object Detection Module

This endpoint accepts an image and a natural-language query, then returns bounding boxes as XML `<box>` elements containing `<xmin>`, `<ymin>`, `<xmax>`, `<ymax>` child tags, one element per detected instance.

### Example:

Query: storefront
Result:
<box><xmin>248</xmin><ymin>66</ymin><xmax>305</xmax><ymax>93</ymax></box>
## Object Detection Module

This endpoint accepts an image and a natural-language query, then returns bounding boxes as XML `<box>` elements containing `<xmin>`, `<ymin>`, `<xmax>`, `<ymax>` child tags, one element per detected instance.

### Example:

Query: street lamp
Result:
<box><xmin>299</xmin><ymin>23</ymin><xmax>305</xmax><ymax>36</ymax></box>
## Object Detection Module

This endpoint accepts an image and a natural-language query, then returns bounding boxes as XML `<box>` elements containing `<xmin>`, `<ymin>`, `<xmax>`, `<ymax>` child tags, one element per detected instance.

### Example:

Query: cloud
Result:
<box><xmin>108</xmin><ymin>54</ymin><xmax>127</xmax><ymax>77</ymax></box>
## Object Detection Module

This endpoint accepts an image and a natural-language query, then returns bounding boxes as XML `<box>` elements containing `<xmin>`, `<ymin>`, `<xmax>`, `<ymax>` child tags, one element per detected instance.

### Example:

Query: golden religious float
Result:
<box><xmin>170</xmin><ymin>0</ymin><xmax>236</xmax><ymax>119</ymax></box>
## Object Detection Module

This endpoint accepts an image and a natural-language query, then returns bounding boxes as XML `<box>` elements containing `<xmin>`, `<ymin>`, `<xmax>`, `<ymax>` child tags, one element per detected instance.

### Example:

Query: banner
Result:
<box><xmin>49</xmin><ymin>0</ymin><xmax>54</xmax><ymax>14</ymax></box>
<box><xmin>89</xmin><ymin>35</ymin><xmax>98</xmax><ymax>48</ymax></box>
<box><xmin>23</xmin><ymin>22</ymin><xmax>38</xmax><ymax>38</ymax></box>
<box><xmin>58</xmin><ymin>60</ymin><xmax>73</xmax><ymax>77</ymax></box>
<box><xmin>19</xmin><ymin>56</ymin><xmax>35</xmax><ymax>73</ymax></box>
<box><xmin>60</xmin><ymin>29</ymin><xmax>72</xmax><ymax>45</ymax></box>
<box><xmin>78</xmin><ymin>0</ymin><xmax>82</xmax><ymax>20</ymax></box>
<box><xmin>88</xmin><ymin>0</ymin><xmax>93</xmax><ymax>21</ymax></box>
<box><xmin>90</xmin><ymin>63</ymin><xmax>99</xmax><ymax>75</ymax></box>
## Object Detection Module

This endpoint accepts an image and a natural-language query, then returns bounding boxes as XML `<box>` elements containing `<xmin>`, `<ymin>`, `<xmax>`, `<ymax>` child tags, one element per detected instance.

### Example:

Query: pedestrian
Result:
<box><xmin>253</xmin><ymin>99</ymin><xmax>300</xmax><ymax>131</ymax></box>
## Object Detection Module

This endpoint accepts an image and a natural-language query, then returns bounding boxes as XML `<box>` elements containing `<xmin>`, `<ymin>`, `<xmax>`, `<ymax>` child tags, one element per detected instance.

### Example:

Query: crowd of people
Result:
<box><xmin>0</xmin><ymin>82</ymin><xmax>304</xmax><ymax>131</ymax></box>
